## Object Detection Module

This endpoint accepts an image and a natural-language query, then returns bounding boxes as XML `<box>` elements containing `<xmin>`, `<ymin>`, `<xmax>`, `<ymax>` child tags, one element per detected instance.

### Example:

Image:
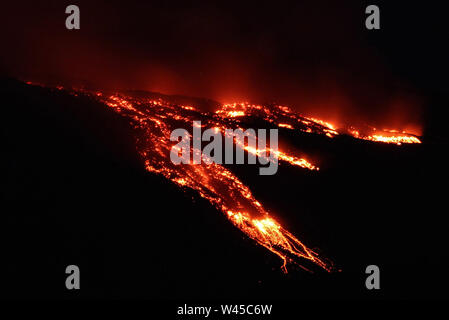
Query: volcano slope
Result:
<box><xmin>1</xmin><ymin>77</ymin><xmax>448</xmax><ymax>300</ymax></box>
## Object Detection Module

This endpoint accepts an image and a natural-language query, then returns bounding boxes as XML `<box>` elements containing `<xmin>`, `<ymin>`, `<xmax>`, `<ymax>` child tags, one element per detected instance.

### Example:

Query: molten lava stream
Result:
<box><xmin>27</xmin><ymin>83</ymin><xmax>422</xmax><ymax>273</ymax></box>
<box><xmin>215</xmin><ymin>102</ymin><xmax>421</xmax><ymax>145</ymax></box>
<box><xmin>89</xmin><ymin>91</ymin><xmax>333</xmax><ymax>273</ymax></box>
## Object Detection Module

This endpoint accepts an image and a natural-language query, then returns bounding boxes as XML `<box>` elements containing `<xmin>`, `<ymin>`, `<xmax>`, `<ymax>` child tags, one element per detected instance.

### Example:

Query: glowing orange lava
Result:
<box><xmin>92</xmin><ymin>93</ymin><xmax>330</xmax><ymax>272</ymax></box>
<box><xmin>214</xmin><ymin>102</ymin><xmax>421</xmax><ymax>145</ymax></box>
<box><xmin>25</xmin><ymin>81</ymin><xmax>423</xmax><ymax>273</ymax></box>
<box><xmin>347</xmin><ymin>126</ymin><xmax>421</xmax><ymax>145</ymax></box>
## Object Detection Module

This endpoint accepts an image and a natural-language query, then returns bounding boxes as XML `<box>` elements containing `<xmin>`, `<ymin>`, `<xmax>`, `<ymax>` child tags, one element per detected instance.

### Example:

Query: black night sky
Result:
<box><xmin>2</xmin><ymin>1</ymin><xmax>448</xmax><ymax>133</ymax></box>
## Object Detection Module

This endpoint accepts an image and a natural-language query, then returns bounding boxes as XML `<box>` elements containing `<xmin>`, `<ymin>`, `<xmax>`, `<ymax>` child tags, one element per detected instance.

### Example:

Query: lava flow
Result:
<box><xmin>94</xmin><ymin>92</ymin><xmax>331</xmax><ymax>273</ymax></box>
<box><xmin>215</xmin><ymin>102</ymin><xmax>421</xmax><ymax>145</ymax></box>
<box><xmin>26</xmin><ymin>82</ymin><xmax>422</xmax><ymax>273</ymax></box>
